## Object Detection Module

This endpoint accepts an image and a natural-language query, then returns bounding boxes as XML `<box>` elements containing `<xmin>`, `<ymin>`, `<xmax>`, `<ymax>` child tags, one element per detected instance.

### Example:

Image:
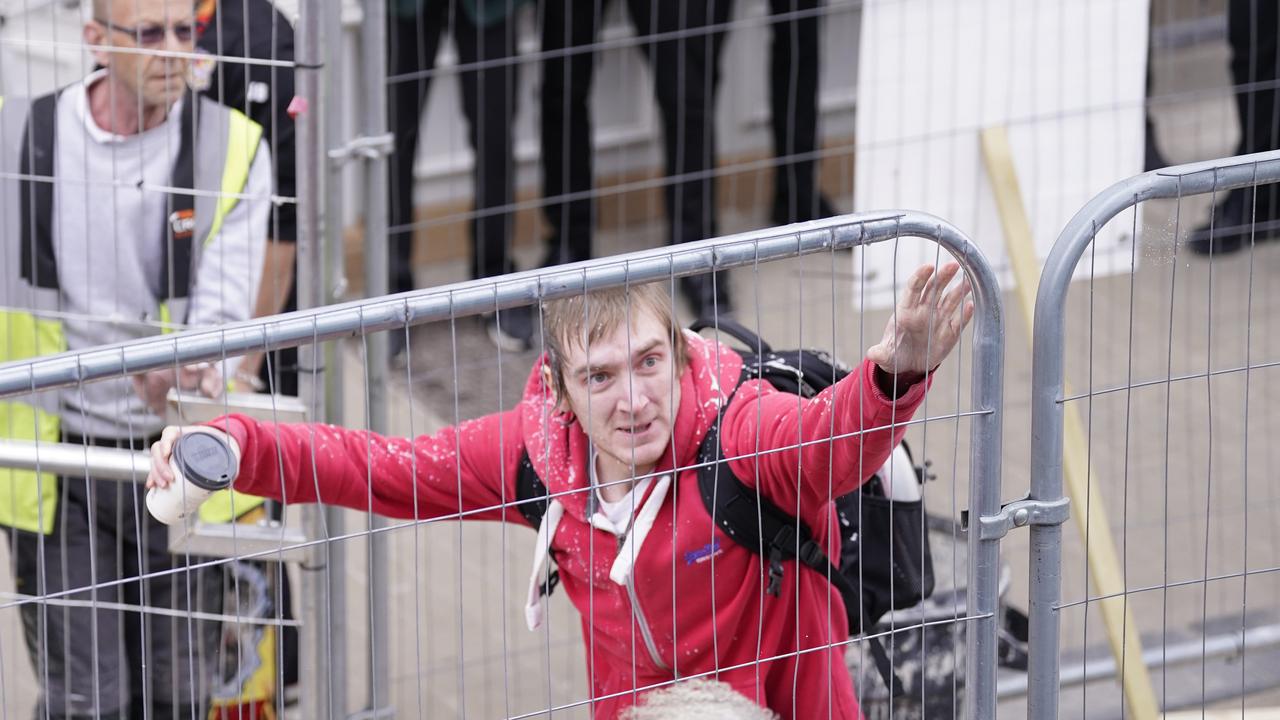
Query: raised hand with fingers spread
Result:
<box><xmin>866</xmin><ymin>262</ymin><xmax>975</xmax><ymax>383</ymax></box>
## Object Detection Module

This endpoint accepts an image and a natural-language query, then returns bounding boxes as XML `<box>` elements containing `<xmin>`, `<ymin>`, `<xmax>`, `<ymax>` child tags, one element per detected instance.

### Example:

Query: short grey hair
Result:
<box><xmin>93</xmin><ymin>0</ymin><xmax>193</xmax><ymax>22</ymax></box>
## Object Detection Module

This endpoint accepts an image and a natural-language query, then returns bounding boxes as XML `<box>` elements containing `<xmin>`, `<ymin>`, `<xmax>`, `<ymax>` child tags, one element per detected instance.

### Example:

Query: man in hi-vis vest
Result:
<box><xmin>0</xmin><ymin>0</ymin><xmax>270</xmax><ymax>716</ymax></box>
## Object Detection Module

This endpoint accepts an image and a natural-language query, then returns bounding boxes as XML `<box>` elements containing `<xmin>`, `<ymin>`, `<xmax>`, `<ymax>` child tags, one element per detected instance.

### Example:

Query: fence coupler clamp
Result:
<box><xmin>964</xmin><ymin>495</ymin><xmax>1070</xmax><ymax>541</ymax></box>
<box><xmin>328</xmin><ymin>133</ymin><xmax>396</xmax><ymax>165</ymax></box>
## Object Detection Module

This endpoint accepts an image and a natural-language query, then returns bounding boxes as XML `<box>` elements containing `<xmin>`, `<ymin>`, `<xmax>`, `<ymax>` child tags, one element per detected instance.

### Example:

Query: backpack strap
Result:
<box><xmin>695</xmin><ymin>384</ymin><xmax>906</xmax><ymax>696</ymax></box>
<box><xmin>687</xmin><ymin>316</ymin><xmax>773</xmax><ymax>354</ymax></box>
<box><xmin>515</xmin><ymin>450</ymin><xmax>548</xmax><ymax>530</ymax></box>
<box><xmin>866</xmin><ymin>637</ymin><xmax>902</xmax><ymax>697</ymax></box>
<box><xmin>515</xmin><ymin>450</ymin><xmax>560</xmax><ymax>600</ymax></box>
<box><xmin>159</xmin><ymin>91</ymin><xmax>197</xmax><ymax>301</ymax></box>
<box><xmin>694</xmin><ymin>419</ymin><xmax>854</xmax><ymax>603</ymax></box>
<box><xmin>17</xmin><ymin>89</ymin><xmax>199</xmax><ymax>300</ymax></box>
<box><xmin>19</xmin><ymin>91</ymin><xmax>60</xmax><ymax>289</ymax></box>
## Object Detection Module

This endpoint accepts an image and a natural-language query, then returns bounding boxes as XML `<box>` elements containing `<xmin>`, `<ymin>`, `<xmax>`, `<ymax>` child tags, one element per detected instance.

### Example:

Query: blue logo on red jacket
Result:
<box><xmin>684</xmin><ymin>539</ymin><xmax>724</xmax><ymax>565</ymax></box>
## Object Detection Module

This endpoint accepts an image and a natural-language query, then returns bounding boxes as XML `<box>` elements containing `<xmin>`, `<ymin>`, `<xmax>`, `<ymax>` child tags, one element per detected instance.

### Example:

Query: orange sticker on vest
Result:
<box><xmin>169</xmin><ymin>209</ymin><xmax>196</xmax><ymax>240</ymax></box>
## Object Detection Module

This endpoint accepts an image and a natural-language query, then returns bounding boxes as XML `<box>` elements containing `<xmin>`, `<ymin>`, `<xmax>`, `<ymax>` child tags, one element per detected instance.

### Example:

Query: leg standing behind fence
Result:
<box><xmin>538</xmin><ymin>0</ymin><xmax>599</xmax><ymax>269</ymax></box>
<box><xmin>1027</xmin><ymin>149</ymin><xmax>1280</xmax><ymax>719</ymax></box>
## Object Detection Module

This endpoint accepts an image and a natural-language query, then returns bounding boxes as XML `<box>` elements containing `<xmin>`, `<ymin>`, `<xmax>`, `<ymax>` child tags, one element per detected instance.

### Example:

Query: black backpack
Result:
<box><xmin>688</xmin><ymin>318</ymin><xmax>934</xmax><ymax>695</ymax></box>
<box><xmin>514</xmin><ymin>317</ymin><xmax>935</xmax><ymax>694</ymax></box>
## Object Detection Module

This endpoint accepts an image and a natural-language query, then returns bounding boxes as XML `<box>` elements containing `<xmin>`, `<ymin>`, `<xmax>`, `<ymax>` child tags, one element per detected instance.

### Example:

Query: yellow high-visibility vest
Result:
<box><xmin>0</xmin><ymin>89</ymin><xmax>266</xmax><ymax>533</ymax></box>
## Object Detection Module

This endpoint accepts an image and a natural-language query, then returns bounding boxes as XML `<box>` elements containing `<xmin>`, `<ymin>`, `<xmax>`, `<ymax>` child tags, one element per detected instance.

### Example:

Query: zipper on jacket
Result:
<box><xmin>616</xmin><ymin>532</ymin><xmax>670</xmax><ymax>672</ymax></box>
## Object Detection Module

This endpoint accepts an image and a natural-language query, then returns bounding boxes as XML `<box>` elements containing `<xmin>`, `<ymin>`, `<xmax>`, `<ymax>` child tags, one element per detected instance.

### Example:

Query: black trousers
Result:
<box><xmin>539</xmin><ymin>0</ymin><xmax>732</xmax><ymax>265</ymax></box>
<box><xmin>766</xmin><ymin>0</ymin><xmax>823</xmax><ymax>223</ymax></box>
<box><xmin>1225</xmin><ymin>0</ymin><xmax>1280</xmax><ymax>216</ymax></box>
<box><xmin>1229</xmin><ymin>0</ymin><xmax>1280</xmax><ymax>158</ymax></box>
<box><xmin>7</xmin><ymin>433</ymin><xmax>219</xmax><ymax>719</ymax></box>
<box><xmin>388</xmin><ymin>4</ymin><xmax>520</xmax><ymax>293</ymax></box>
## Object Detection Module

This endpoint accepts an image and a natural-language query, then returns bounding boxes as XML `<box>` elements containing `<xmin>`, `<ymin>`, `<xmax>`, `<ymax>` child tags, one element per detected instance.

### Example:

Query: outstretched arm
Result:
<box><xmin>146</xmin><ymin>410</ymin><xmax>526</xmax><ymax>523</ymax></box>
<box><xmin>721</xmin><ymin>262</ymin><xmax>973</xmax><ymax>524</ymax></box>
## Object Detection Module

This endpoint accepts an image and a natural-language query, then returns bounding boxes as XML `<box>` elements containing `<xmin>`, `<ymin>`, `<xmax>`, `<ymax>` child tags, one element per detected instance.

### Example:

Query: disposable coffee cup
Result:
<box><xmin>146</xmin><ymin>429</ymin><xmax>239</xmax><ymax>525</ymax></box>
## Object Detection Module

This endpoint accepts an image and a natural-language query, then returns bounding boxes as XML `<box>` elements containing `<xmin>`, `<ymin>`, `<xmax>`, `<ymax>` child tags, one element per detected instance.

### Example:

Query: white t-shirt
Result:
<box><xmin>53</xmin><ymin>70</ymin><xmax>270</xmax><ymax>439</ymax></box>
<box><xmin>590</xmin><ymin>447</ymin><xmax>653</xmax><ymax>535</ymax></box>
<box><xmin>596</xmin><ymin>477</ymin><xmax>653</xmax><ymax>533</ymax></box>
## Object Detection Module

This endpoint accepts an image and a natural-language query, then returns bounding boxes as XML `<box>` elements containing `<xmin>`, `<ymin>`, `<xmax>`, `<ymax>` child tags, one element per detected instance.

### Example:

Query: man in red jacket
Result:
<box><xmin>146</xmin><ymin>262</ymin><xmax>973</xmax><ymax>719</ymax></box>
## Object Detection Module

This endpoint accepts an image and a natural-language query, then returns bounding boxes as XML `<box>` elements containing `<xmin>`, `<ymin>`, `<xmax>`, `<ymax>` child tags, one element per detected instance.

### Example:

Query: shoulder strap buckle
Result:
<box><xmin>766</xmin><ymin>548</ymin><xmax>786</xmax><ymax>597</ymax></box>
<box><xmin>768</xmin><ymin>523</ymin><xmax>798</xmax><ymax>554</ymax></box>
<box><xmin>797</xmin><ymin>539</ymin><xmax>826</xmax><ymax>568</ymax></box>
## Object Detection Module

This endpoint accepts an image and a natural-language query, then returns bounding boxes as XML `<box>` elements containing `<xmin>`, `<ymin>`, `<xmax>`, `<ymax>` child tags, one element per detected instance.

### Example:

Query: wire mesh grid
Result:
<box><xmin>1025</xmin><ymin>152</ymin><xmax>1280</xmax><ymax>719</ymax></box>
<box><xmin>363</xmin><ymin>0</ymin><xmax>862</xmax><ymax>300</ymax></box>
<box><xmin>0</xmin><ymin>0</ymin><xmax>298</xmax><ymax>717</ymax></box>
<box><xmin>3</xmin><ymin>0</ymin><xmax>1271</xmax><ymax>718</ymax></box>
<box><xmin>0</xmin><ymin>211</ymin><xmax>1004</xmax><ymax>719</ymax></box>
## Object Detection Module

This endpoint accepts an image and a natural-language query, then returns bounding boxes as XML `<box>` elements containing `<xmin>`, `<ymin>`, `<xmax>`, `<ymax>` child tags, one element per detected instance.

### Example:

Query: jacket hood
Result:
<box><xmin>518</xmin><ymin>330</ymin><xmax>745</xmax><ymax>521</ymax></box>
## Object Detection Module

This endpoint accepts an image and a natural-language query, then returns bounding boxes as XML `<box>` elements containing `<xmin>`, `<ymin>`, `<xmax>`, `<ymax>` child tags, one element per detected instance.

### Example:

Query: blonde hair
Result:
<box><xmin>619</xmin><ymin>679</ymin><xmax>779</xmax><ymax>720</ymax></box>
<box><xmin>541</xmin><ymin>282</ymin><xmax>687</xmax><ymax>402</ymax></box>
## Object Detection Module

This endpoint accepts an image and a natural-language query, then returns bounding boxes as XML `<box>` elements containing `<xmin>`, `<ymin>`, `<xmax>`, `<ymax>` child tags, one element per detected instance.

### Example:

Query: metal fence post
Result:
<box><xmin>321</xmin><ymin>2</ymin><xmax>351</xmax><ymax>715</ymax></box>
<box><xmin>294</xmin><ymin>0</ymin><xmax>337</xmax><ymax>716</ymax></box>
<box><xmin>1026</xmin><ymin>149</ymin><xmax>1280</xmax><ymax>718</ymax></box>
<box><xmin>893</xmin><ymin>217</ymin><xmax>1007</xmax><ymax>719</ymax></box>
<box><xmin>357</xmin><ymin>0</ymin><xmax>393</xmax><ymax>716</ymax></box>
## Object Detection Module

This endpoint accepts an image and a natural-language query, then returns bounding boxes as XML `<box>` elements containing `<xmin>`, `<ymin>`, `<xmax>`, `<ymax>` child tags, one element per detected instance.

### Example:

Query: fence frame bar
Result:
<box><xmin>1027</xmin><ymin>149</ymin><xmax>1280</xmax><ymax>718</ymax></box>
<box><xmin>0</xmin><ymin>213</ymin><xmax>985</xmax><ymax>395</ymax></box>
<box><xmin>0</xmin><ymin>440</ymin><xmax>147</xmax><ymax>482</ymax></box>
<box><xmin>319</xmin><ymin>0</ymin><xmax>352</xmax><ymax>714</ymax></box>
<box><xmin>356</xmin><ymin>0</ymin><xmax>394</xmax><ymax>715</ymax></box>
<box><xmin>0</xmin><ymin>210</ymin><xmax>1006</xmax><ymax>717</ymax></box>
<box><xmin>292</xmin><ymin>0</ymin><xmax>334</xmax><ymax>716</ymax></box>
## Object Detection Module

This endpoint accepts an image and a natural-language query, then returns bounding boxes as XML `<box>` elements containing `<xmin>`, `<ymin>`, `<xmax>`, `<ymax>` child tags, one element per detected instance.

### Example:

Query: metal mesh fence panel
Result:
<box><xmin>1026</xmin><ymin>150</ymin><xmax>1280</xmax><ymax>719</ymax></box>
<box><xmin>0</xmin><ymin>211</ymin><xmax>1004</xmax><ymax>719</ymax></box>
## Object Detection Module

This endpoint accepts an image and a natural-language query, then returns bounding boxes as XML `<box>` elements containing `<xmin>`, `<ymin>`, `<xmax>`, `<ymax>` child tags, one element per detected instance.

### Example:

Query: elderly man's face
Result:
<box><xmin>88</xmin><ymin>0</ymin><xmax>194</xmax><ymax>109</ymax></box>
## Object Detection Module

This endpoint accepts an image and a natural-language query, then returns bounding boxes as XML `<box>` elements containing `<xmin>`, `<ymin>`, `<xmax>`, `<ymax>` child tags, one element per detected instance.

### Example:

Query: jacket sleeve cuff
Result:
<box><xmin>863</xmin><ymin>359</ymin><xmax>931</xmax><ymax>411</ymax></box>
<box><xmin>202</xmin><ymin>414</ymin><xmax>252</xmax><ymax>462</ymax></box>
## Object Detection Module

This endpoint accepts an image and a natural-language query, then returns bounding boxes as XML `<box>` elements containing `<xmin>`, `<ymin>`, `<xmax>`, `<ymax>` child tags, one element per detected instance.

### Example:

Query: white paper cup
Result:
<box><xmin>146</xmin><ymin>428</ymin><xmax>239</xmax><ymax>525</ymax></box>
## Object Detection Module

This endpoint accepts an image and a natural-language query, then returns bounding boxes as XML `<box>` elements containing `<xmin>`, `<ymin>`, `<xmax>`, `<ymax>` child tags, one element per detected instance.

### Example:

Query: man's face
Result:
<box><xmin>89</xmin><ymin>0</ymin><xmax>194</xmax><ymax>108</ymax></box>
<box><xmin>559</xmin><ymin>309</ymin><xmax>682</xmax><ymax>481</ymax></box>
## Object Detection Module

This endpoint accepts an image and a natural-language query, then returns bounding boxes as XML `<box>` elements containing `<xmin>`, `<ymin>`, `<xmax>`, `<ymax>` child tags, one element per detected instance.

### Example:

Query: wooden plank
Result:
<box><xmin>980</xmin><ymin>125</ymin><xmax>1159</xmax><ymax>720</ymax></box>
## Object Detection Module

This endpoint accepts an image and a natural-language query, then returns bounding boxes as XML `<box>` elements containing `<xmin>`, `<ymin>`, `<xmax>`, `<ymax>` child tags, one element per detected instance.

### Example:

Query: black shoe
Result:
<box><xmin>817</xmin><ymin>195</ymin><xmax>839</xmax><ymax>220</ymax></box>
<box><xmin>484</xmin><ymin>304</ymin><xmax>536</xmax><ymax>353</ymax></box>
<box><xmin>771</xmin><ymin>191</ymin><xmax>840</xmax><ymax>226</ymax></box>
<box><xmin>1144</xmin><ymin>117</ymin><xmax>1168</xmax><ymax>172</ymax></box>
<box><xmin>1187</xmin><ymin>188</ymin><xmax>1280</xmax><ymax>256</ymax></box>
<box><xmin>680</xmin><ymin>274</ymin><xmax>733</xmax><ymax>320</ymax></box>
<box><xmin>388</xmin><ymin>325</ymin><xmax>408</xmax><ymax>364</ymax></box>
<box><xmin>540</xmin><ymin>235</ymin><xmax>590</xmax><ymax>269</ymax></box>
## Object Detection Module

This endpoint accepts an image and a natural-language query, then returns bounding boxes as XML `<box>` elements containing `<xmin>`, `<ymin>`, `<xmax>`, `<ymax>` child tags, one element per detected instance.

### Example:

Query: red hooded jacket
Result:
<box><xmin>216</xmin><ymin>332</ymin><xmax>928</xmax><ymax>719</ymax></box>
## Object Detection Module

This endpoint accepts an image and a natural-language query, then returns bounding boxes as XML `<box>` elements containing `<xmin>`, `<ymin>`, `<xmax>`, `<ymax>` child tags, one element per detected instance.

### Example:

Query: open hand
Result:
<box><xmin>866</xmin><ymin>262</ymin><xmax>974</xmax><ymax>380</ymax></box>
<box><xmin>131</xmin><ymin>363</ymin><xmax>224</xmax><ymax>416</ymax></box>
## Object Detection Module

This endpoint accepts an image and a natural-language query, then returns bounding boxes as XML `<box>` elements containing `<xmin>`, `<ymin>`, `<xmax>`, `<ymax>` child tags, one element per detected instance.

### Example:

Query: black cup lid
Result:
<box><xmin>173</xmin><ymin>432</ymin><xmax>237</xmax><ymax>491</ymax></box>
